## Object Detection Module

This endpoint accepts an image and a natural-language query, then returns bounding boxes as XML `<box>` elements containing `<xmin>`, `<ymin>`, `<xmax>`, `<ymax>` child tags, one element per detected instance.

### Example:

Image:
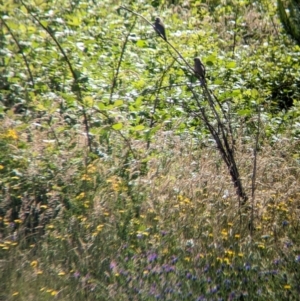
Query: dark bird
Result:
<box><xmin>154</xmin><ymin>17</ymin><xmax>167</xmax><ymax>41</ymax></box>
<box><xmin>194</xmin><ymin>57</ymin><xmax>206</xmax><ymax>83</ymax></box>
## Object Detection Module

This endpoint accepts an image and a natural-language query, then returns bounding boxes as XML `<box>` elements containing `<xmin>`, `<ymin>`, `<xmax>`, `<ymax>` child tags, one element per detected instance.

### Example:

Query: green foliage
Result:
<box><xmin>278</xmin><ymin>0</ymin><xmax>300</xmax><ymax>45</ymax></box>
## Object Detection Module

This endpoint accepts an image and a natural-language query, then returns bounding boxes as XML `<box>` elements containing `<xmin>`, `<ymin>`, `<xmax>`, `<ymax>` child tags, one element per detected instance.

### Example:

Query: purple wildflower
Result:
<box><xmin>110</xmin><ymin>260</ymin><xmax>117</xmax><ymax>270</ymax></box>
<box><xmin>162</xmin><ymin>264</ymin><xmax>175</xmax><ymax>273</ymax></box>
<box><xmin>149</xmin><ymin>283</ymin><xmax>157</xmax><ymax>295</ymax></box>
<box><xmin>203</xmin><ymin>264</ymin><xmax>210</xmax><ymax>273</ymax></box>
<box><xmin>273</xmin><ymin>259</ymin><xmax>281</xmax><ymax>265</ymax></box>
<box><xmin>170</xmin><ymin>255</ymin><xmax>178</xmax><ymax>264</ymax></box>
<box><xmin>73</xmin><ymin>271</ymin><xmax>80</xmax><ymax>278</ymax></box>
<box><xmin>228</xmin><ymin>291</ymin><xmax>236</xmax><ymax>300</ymax></box>
<box><xmin>147</xmin><ymin>253</ymin><xmax>158</xmax><ymax>263</ymax></box>
<box><xmin>285</xmin><ymin>241</ymin><xmax>293</xmax><ymax>248</ymax></box>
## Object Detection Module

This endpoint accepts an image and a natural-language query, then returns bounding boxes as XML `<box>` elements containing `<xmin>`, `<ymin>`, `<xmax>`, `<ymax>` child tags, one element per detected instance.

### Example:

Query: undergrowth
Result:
<box><xmin>1</xmin><ymin>0</ymin><xmax>300</xmax><ymax>300</ymax></box>
<box><xmin>0</xmin><ymin>123</ymin><xmax>300</xmax><ymax>300</ymax></box>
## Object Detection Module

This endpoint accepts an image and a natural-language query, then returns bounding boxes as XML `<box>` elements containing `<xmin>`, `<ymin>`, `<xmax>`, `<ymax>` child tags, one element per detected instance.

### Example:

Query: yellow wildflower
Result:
<box><xmin>30</xmin><ymin>260</ymin><xmax>38</xmax><ymax>267</ymax></box>
<box><xmin>6</xmin><ymin>129</ymin><xmax>18</xmax><ymax>140</ymax></box>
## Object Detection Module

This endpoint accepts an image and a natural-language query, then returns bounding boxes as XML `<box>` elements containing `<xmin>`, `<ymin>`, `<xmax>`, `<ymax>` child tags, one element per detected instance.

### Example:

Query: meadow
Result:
<box><xmin>0</xmin><ymin>0</ymin><xmax>300</xmax><ymax>300</ymax></box>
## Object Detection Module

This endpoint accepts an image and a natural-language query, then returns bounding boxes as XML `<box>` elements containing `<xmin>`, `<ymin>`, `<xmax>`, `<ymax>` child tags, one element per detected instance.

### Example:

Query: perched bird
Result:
<box><xmin>154</xmin><ymin>17</ymin><xmax>167</xmax><ymax>41</ymax></box>
<box><xmin>194</xmin><ymin>57</ymin><xmax>206</xmax><ymax>83</ymax></box>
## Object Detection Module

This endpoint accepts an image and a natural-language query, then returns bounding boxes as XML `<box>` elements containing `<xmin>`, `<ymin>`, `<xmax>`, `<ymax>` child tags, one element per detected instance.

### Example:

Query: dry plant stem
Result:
<box><xmin>1</xmin><ymin>17</ymin><xmax>35</xmax><ymax>88</ymax></box>
<box><xmin>250</xmin><ymin>108</ymin><xmax>260</xmax><ymax>235</ymax></box>
<box><xmin>109</xmin><ymin>17</ymin><xmax>137</xmax><ymax>104</ymax></box>
<box><xmin>92</xmin><ymin>107</ymin><xmax>138</xmax><ymax>159</ymax></box>
<box><xmin>262</xmin><ymin>1</ymin><xmax>280</xmax><ymax>39</ymax></box>
<box><xmin>120</xmin><ymin>5</ymin><xmax>248</xmax><ymax>205</ymax></box>
<box><xmin>191</xmin><ymin>79</ymin><xmax>248</xmax><ymax>205</ymax></box>
<box><xmin>48</xmin><ymin>117</ymin><xmax>61</xmax><ymax>146</ymax></box>
<box><xmin>212</xmin><ymin>92</ymin><xmax>235</xmax><ymax>148</ymax></box>
<box><xmin>118</xmin><ymin>131</ymin><xmax>138</xmax><ymax>160</ymax></box>
<box><xmin>147</xmin><ymin>60</ymin><xmax>176</xmax><ymax>149</ymax></box>
<box><xmin>142</xmin><ymin>83</ymin><xmax>188</xmax><ymax>93</ymax></box>
<box><xmin>205</xmin><ymin>83</ymin><xmax>248</xmax><ymax>205</ymax></box>
<box><xmin>21</xmin><ymin>1</ymin><xmax>92</xmax><ymax>152</ymax></box>
<box><xmin>232</xmin><ymin>9</ymin><xmax>238</xmax><ymax>59</ymax></box>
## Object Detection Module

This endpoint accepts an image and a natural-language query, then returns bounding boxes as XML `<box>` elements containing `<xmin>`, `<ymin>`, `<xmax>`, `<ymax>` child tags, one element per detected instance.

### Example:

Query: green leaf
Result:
<box><xmin>232</xmin><ymin>89</ymin><xmax>241</xmax><ymax>96</ymax></box>
<box><xmin>113</xmin><ymin>100</ymin><xmax>123</xmax><ymax>107</ymax></box>
<box><xmin>131</xmin><ymin>125</ymin><xmax>145</xmax><ymax>131</ymax></box>
<box><xmin>206</xmin><ymin>55</ymin><xmax>217</xmax><ymax>66</ymax></box>
<box><xmin>237</xmin><ymin>109</ymin><xmax>252</xmax><ymax>116</ymax></box>
<box><xmin>40</xmin><ymin>20</ymin><xmax>49</xmax><ymax>28</ymax></box>
<box><xmin>98</xmin><ymin>103</ymin><xmax>113</xmax><ymax>110</ymax></box>
<box><xmin>226</xmin><ymin>61</ymin><xmax>236</xmax><ymax>69</ymax></box>
<box><xmin>112</xmin><ymin>123</ymin><xmax>123</xmax><ymax>130</ymax></box>
<box><xmin>251</xmin><ymin>89</ymin><xmax>259</xmax><ymax>97</ymax></box>
<box><xmin>136</xmin><ymin>40</ymin><xmax>147</xmax><ymax>48</ymax></box>
<box><xmin>67</xmin><ymin>16</ymin><xmax>81</xmax><ymax>26</ymax></box>
<box><xmin>83</xmin><ymin>96</ymin><xmax>94</xmax><ymax>106</ymax></box>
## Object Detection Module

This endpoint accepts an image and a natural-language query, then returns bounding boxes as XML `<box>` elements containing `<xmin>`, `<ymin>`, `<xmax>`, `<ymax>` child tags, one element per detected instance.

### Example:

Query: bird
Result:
<box><xmin>194</xmin><ymin>57</ymin><xmax>206</xmax><ymax>83</ymax></box>
<box><xmin>154</xmin><ymin>17</ymin><xmax>167</xmax><ymax>41</ymax></box>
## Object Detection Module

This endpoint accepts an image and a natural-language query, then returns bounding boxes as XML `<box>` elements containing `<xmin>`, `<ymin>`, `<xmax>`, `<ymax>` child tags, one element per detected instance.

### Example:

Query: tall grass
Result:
<box><xmin>1</xmin><ymin>121</ymin><xmax>299</xmax><ymax>300</ymax></box>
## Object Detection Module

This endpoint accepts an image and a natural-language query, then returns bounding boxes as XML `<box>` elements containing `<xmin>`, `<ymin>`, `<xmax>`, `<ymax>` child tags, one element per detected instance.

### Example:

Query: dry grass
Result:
<box><xmin>1</xmin><ymin>1</ymin><xmax>299</xmax><ymax>299</ymax></box>
<box><xmin>1</xmin><ymin>106</ymin><xmax>300</xmax><ymax>301</ymax></box>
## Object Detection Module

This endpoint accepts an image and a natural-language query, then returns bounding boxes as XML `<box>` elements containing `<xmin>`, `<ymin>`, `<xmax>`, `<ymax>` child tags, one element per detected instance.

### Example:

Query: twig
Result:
<box><xmin>192</xmin><ymin>78</ymin><xmax>248</xmax><ymax>205</ymax></box>
<box><xmin>147</xmin><ymin>59</ymin><xmax>176</xmax><ymax>149</ymax></box>
<box><xmin>109</xmin><ymin>17</ymin><xmax>137</xmax><ymax>104</ymax></box>
<box><xmin>120</xmin><ymin>5</ymin><xmax>248</xmax><ymax>205</ymax></box>
<box><xmin>119</xmin><ymin>5</ymin><xmax>195</xmax><ymax>75</ymax></box>
<box><xmin>1</xmin><ymin>17</ymin><xmax>35</xmax><ymax>88</ymax></box>
<box><xmin>21</xmin><ymin>1</ymin><xmax>92</xmax><ymax>152</ymax></box>
<box><xmin>250</xmin><ymin>107</ymin><xmax>261</xmax><ymax>235</ymax></box>
<box><xmin>232</xmin><ymin>9</ymin><xmax>238</xmax><ymax>59</ymax></box>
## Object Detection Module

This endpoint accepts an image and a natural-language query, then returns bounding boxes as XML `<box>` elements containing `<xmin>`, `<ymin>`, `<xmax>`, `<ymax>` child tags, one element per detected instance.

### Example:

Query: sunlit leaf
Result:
<box><xmin>136</xmin><ymin>40</ymin><xmax>147</xmax><ymax>48</ymax></box>
<box><xmin>206</xmin><ymin>55</ymin><xmax>217</xmax><ymax>66</ymax></box>
<box><xmin>112</xmin><ymin>123</ymin><xmax>123</xmax><ymax>130</ymax></box>
<box><xmin>131</xmin><ymin>124</ymin><xmax>145</xmax><ymax>131</ymax></box>
<box><xmin>113</xmin><ymin>100</ymin><xmax>123</xmax><ymax>107</ymax></box>
<box><xmin>67</xmin><ymin>16</ymin><xmax>81</xmax><ymax>26</ymax></box>
<box><xmin>83</xmin><ymin>96</ymin><xmax>94</xmax><ymax>106</ymax></box>
<box><xmin>226</xmin><ymin>61</ymin><xmax>236</xmax><ymax>69</ymax></box>
<box><xmin>237</xmin><ymin>109</ymin><xmax>252</xmax><ymax>116</ymax></box>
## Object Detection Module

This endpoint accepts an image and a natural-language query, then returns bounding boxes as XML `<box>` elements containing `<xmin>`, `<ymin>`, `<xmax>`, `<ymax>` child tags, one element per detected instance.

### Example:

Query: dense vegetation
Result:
<box><xmin>1</xmin><ymin>0</ymin><xmax>300</xmax><ymax>300</ymax></box>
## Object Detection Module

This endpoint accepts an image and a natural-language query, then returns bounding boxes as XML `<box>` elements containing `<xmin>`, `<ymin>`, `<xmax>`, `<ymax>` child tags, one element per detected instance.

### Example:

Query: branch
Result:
<box><xmin>21</xmin><ymin>1</ymin><xmax>92</xmax><ymax>152</ymax></box>
<box><xmin>119</xmin><ymin>5</ymin><xmax>195</xmax><ymax>75</ymax></box>
<box><xmin>120</xmin><ymin>5</ymin><xmax>248</xmax><ymax>205</ymax></box>
<box><xmin>110</xmin><ymin>17</ymin><xmax>137</xmax><ymax>104</ymax></box>
<box><xmin>1</xmin><ymin>17</ymin><xmax>35</xmax><ymax>88</ymax></box>
<box><xmin>250</xmin><ymin>107</ymin><xmax>261</xmax><ymax>234</ymax></box>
